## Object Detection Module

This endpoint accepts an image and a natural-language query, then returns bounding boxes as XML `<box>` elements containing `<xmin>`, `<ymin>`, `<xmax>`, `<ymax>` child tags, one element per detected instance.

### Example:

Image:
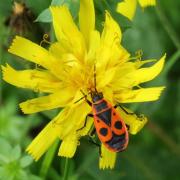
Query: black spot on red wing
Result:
<box><xmin>99</xmin><ymin>128</ymin><xmax>108</xmax><ymax>136</ymax></box>
<box><xmin>105</xmin><ymin>132</ymin><xmax>127</xmax><ymax>151</ymax></box>
<box><xmin>113</xmin><ymin>112</ymin><xmax>116</xmax><ymax>116</ymax></box>
<box><xmin>114</xmin><ymin>121</ymin><xmax>122</xmax><ymax>129</ymax></box>
<box><xmin>96</xmin><ymin>109</ymin><xmax>111</xmax><ymax>126</ymax></box>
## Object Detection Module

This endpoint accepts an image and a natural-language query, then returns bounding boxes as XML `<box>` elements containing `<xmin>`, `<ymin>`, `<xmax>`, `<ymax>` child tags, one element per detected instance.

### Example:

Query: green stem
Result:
<box><xmin>39</xmin><ymin>140</ymin><xmax>59</xmax><ymax>178</ymax></box>
<box><xmin>155</xmin><ymin>3</ymin><xmax>180</xmax><ymax>51</ymax></box>
<box><xmin>163</xmin><ymin>51</ymin><xmax>180</xmax><ymax>75</ymax></box>
<box><xmin>63</xmin><ymin>158</ymin><xmax>70</xmax><ymax>180</ymax></box>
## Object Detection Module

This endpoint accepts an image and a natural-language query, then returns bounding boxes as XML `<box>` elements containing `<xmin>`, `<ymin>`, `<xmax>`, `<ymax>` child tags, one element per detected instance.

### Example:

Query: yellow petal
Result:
<box><xmin>138</xmin><ymin>0</ymin><xmax>156</xmax><ymax>8</ymax></box>
<box><xmin>115</xmin><ymin>55</ymin><xmax>165</xmax><ymax>88</ymax></box>
<box><xmin>99</xmin><ymin>144</ymin><xmax>117</xmax><ymax>169</ymax></box>
<box><xmin>60</xmin><ymin>101</ymin><xmax>91</xmax><ymax>139</ymax></box>
<box><xmin>97</xmin><ymin>67</ymin><xmax>117</xmax><ymax>89</ymax></box>
<box><xmin>20</xmin><ymin>88</ymin><xmax>75</xmax><ymax>114</ymax></box>
<box><xmin>50</xmin><ymin>6</ymin><xmax>85</xmax><ymax>60</ymax></box>
<box><xmin>77</xmin><ymin>116</ymin><xmax>94</xmax><ymax>137</ymax></box>
<box><xmin>26</xmin><ymin>108</ymin><xmax>71</xmax><ymax>160</ymax></box>
<box><xmin>26</xmin><ymin>119</ymin><xmax>61</xmax><ymax>161</ymax></box>
<box><xmin>50</xmin><ymin>6</ymin><xmax>77</xmax><ymax>41</ymax></box>
<box><xmin>136</xmin><ymin>60</ymin><xmax>157</xmax><ymax>70</ymax></box>
<box><xmin>58</xmin><ymin>132</ymin><xmax>79</xmax><ymax>158</ymax></box>
<box><xmin>49</xmin><ymin>42</ymin><xmax>80</xmax><ymax>73</ymax></box>
<box><xmin>108</xmin><ymin>45</ymin><xmax>130</xmax><ymax>68</ymax></box>
<box><xmin>115</xmin><ymin>87</ymin><xmax>165</xmax><ymax>103</ymax></box>
<box><xmin>79</xmin><ymin>0</ymin><xmax>95</xmax><ymax>50</ymax></box>
<box><xmin>2</xmin><ymin>64</ymin><xmax>62</xmax><ymax>93</ymax></box>
<box><xmin>111</xmin><ymin>62</ymin><xmax>138</xmax><ymax>89</ymax></box>
<box><xmin>49</xmin><ymin>42</ymin><xmax>67</xmax><ymax>59</ymax></box>
<box><xmin>101</xmin><ymin>11</ymin><xmax>122</xmax><ymax>44</ymax></box>
<box><xmin>8</xmin><ymin>36</ymin><xmax>62</xmax><ymax>78</ymax></box>
<box><xmin>97</xmin><ymin>11</ymin><xmax>122</xmax><ymax>69</ymax></box>
<box><xmin>131</xmin><ymin>55</ymin><xmax>165</xmax><ymax>85</ymax></box>
<box><xmin>117</xmin><ymin>0</ymin><xmax>137</xmax><ymax>20</ymax></box>
<box><xmin>102</xmin><ymin>86</ymin><xmax>114</xmax><ymax>103</ymax></box>
<box><xmin>87</xmin><ymin>30</ymin><xmax>100</xmax><ymax>61</ymax></box>
<box><xmin>97</xmin><ymin>44</ymin><xmax>130</xmax><ymax>72</ymax></box>
<box><xmin>117</xmin><ymin>107</ymin><xmax>148</xmax><ymax>135</ymax></box>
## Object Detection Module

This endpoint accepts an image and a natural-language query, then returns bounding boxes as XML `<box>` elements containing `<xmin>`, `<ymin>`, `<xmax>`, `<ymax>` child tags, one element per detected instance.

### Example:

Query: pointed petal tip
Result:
<box><xmin>156</xmin><ymin>86</ymin><xmax>166</xmax><ymax>99</ymax></box>
<box><xmin>1</xmin><ymin>64</ymin><xmax>15</xmax><ymax>83</ymax></box>
<box><xmin>116</xmin><ymin>0</ymin><xmax>137</xmax><ymax>20</ymax></box>
<box><xmin>8</xmin><ymin>36</ymin><xmax>21</xmax><ymax>53</ymax></box>
<box><xmin>160</xmin><ymin>53</ymin><xmax>166</xmax><ymax>62</ymax></box>
<box><xmin>139</xmin><ymin>0</ymin><xmax>156</xmax><ymax>8</ymax></box>
<box><xmin>26</xmin><ymin>147</ymin><xmax>39</xmax><ymax>161</ymax></box>
<box><xmin>19</xmin><ymin>104</ymin><xmax>26</xmax><ymax>114</ymax></box>
<box><xmin>49</xmin><ymin>5</ymin><xmax>68</xmax><ymax>15</ymax></box>
<box><xmin>1</xmin><ymin>65</ymin><xmax>6</xmax><ymax>78</ymax></box>
<box><xmin>99</xmin><ymin>145</ymin><xmax>116</xmax><ymax>169</ymax></box>
<box><xmin>19</xmin><ymin>101</ymin><xmax>30</xmax><ymax>114</ymax></box>
<box><xmin>157</xmin><ymin>54</ymin><xmax>166</xmax><ymax>70</ymax></box>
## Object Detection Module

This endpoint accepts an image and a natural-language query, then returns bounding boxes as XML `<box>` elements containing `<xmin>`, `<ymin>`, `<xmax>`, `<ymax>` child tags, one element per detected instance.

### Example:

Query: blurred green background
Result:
<box><xmin>0</xmin><ymin>0</ymin><xmax>180</xmax><ymax>179</ymax></box>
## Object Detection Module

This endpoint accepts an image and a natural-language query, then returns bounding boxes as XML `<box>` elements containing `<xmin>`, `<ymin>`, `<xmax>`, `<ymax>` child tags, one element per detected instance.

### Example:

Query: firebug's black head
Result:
<box><xmin>91</xmin><ymin>92</ymin><xmax>103</xmax><ymax>103</ymax></box>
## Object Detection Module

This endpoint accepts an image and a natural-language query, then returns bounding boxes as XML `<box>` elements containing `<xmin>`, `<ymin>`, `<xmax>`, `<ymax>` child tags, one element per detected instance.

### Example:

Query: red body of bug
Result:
<box><xmin>90</xmin><ymin>91</ymin><xmax>129</xmax><ymax>152</ymax></box>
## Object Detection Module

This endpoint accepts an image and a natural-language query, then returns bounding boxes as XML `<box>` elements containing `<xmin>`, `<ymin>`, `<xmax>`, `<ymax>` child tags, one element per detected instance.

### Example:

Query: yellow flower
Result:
<box><xmin>117</xmin><ymin>0</ymin><xmax>156</xmax><ymax>20</ymax></box>
<box><xmin>2</xmin><ymin>0</ymin><xmax>165</xmax><ymax>169</ymax></box>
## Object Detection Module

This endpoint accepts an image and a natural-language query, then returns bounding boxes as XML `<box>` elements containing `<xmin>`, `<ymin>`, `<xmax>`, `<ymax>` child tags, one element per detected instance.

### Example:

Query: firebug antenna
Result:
<box><xmin>74</xmin><ymin>89</ymin><xmax>91</xmax><ymax>104</ymax></box>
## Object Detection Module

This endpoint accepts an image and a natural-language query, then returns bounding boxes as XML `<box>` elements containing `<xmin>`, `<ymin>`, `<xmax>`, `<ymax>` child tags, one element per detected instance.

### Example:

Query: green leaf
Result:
<box><xmin>0</xmin><ymin>137</ymin><xmax>12</xmax><ymax>157</ymax></box>
<box><xmin>16</xmin><ymin>170</ymin><xmax>29</xmax><ymax>180</ymax></box>
<box><xmin>20</xmin><ymin>156</ymin><xmax>33</xmax><ymax>168</ymax></box>
<box><xmin>0</xmin><ymin>155</ymin><xmax>8</xmax><ymax>165</ymax></box>
<box><xmin>35</xmin><ymin>8</ymin><xmax>52</xmax><ymax>23</ymax></box>
<box><xmin>10</xmin><ymin>145</ymin><xmax>21</xmax><ymax>161</ymax></box>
